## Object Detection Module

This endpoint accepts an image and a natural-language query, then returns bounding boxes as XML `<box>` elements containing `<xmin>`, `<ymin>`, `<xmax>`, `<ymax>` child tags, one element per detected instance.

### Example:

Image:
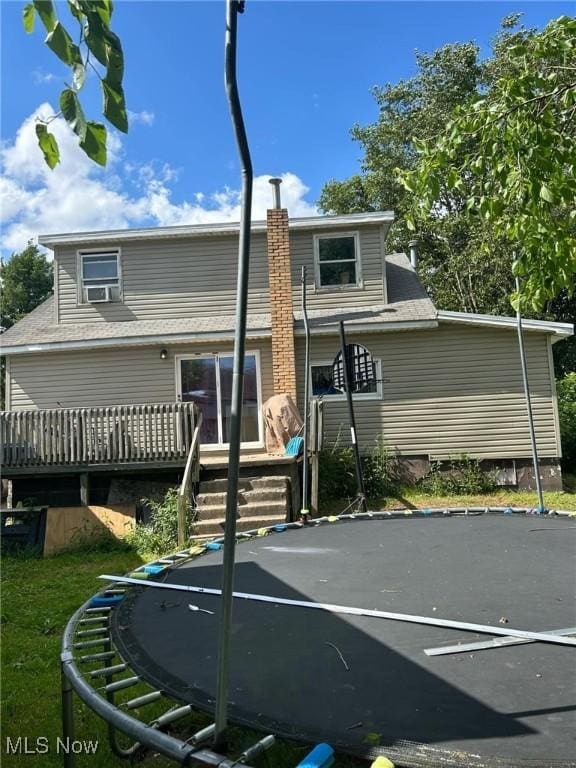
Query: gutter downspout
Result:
<box><xmin>301</xmin><ymin>266</ymin><xmax>311</xmax><ymax>516</ymax></box>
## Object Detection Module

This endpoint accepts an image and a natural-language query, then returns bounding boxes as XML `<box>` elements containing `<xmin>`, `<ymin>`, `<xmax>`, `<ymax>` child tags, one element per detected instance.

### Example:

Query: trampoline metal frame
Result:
<box><xmin>61</xmin><ymin>599</ymin><xmax>261</xmax><ymax>768</ymax></box>
<box><xmin>60</xmin><ymin>506</ymin><xmax>575</xmax><ymax>767</ymax></box>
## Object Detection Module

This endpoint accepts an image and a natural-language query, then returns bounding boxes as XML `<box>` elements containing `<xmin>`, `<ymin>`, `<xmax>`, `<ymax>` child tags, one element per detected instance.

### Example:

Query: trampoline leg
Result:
<box><xmin>61</xmin><ymin>662</ymin><xmax>75</xmax><ymax>768</ymax></box>
<box><xmin>102</xmin><ymin>639</ymin><xmax>141</xmax><ymax>759</ymax></box>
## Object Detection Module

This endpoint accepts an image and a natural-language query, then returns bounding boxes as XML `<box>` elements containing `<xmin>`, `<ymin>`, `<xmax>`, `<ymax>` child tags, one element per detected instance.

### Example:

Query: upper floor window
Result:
<box><xmin>314</xmin><ymin>233</ymin><xmax>362</xmax><ymax>290</ymax></box>
<box><xmin>79</xmin><ymin>250</ymin><xmax>122</xmax><ymax>303</ymax></box>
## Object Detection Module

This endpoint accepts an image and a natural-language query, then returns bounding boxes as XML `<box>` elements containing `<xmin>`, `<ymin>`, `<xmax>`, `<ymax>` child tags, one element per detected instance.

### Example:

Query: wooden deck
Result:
<box><xmin>0</xmin><ymin>403</ymin><xmax>198</xmax><ymax>476</ymax></box>
<box><xmin>200</xmin><ymin>452</ymin><xmax>297</xmax><ymax>470</ymax></box>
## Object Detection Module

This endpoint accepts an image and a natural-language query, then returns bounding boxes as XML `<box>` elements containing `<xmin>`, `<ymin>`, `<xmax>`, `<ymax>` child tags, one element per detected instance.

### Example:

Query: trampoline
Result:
<box><xmin>63</xmin><ymin>509</ymin><xmax>575</xmax><ymax>768</ymax></box>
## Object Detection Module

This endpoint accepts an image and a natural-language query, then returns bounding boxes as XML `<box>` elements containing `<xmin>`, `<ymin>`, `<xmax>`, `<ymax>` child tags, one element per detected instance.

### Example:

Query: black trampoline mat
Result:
<box><xmin>112</xmin><ymin>515</ymin><xmax>576</xmax><ymax>766</ymax></box>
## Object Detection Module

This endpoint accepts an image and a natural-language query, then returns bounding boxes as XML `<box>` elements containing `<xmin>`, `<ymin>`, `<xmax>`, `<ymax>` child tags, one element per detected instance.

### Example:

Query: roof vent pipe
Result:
<box><xmin>408</xmin><ymin>239</ymin><xmax>418</xmax><ymax>270</ymax></box>
<box><xmin>269</xmin><ymin>177</ymin><xmax>283</xmax><ymax>209</ymax></box>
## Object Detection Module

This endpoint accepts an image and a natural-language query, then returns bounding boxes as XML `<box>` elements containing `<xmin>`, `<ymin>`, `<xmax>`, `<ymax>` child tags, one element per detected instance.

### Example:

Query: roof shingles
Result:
<box><xmin>1</xmin><ymin>253</ymin><xmax>436</xmax><ymax>352</ymax></box>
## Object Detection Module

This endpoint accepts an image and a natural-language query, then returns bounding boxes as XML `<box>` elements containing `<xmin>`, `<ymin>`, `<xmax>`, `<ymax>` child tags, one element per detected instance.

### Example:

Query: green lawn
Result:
<box><xmin>374</xmin><ymin>484</ymin><xmax>576</xmax><ymax>513</ymax></box>
<box><xmin>2</xmin><ymin>485</ymin><xmax>574</xmax><ymax>768</ymax></box>
<box><xmin>320</xmin><ymin>481</ymin><xmax>576</xmax><ymax>516</ymax></box>
<box><xmin>1</xmin><ymin>549</ymin><xmax>145</xmax><ymax>768</ymax></box>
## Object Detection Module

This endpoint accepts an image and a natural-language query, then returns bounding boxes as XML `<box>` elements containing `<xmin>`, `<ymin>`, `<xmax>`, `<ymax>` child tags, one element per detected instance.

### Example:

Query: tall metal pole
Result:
<box><xmin>215</xmin><ymin>0</ymin><xmax>253</xmax><ymax>747</ymax></box>
<box><xmin>515</xmin><ymin>275</ymin><xmax>545</xmax><ymax>511</ymax></box>
<box><xmin>301</xmin><ymin>266</ymin><xmax>311</xmax><ymax>516</ymax></box>
<box><xmin>339</xmin><ymin>321</ymin><xmax>367</xmax><ymax>512</ymax></box>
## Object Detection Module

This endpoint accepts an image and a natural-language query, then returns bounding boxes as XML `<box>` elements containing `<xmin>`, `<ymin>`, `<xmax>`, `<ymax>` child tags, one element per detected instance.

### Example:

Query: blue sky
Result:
<box><xmin>1</xmin><ymin>1</ymin><xmax>573</xmax><ymax>254</ymax></box>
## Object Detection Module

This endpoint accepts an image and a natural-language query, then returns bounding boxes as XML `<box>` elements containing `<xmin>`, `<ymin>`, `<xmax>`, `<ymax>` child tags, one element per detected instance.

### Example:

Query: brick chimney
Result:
<box><xmin>267</xmin><ymin>178</ymin><xmax>297</xmax><ymax>399</ymax></box>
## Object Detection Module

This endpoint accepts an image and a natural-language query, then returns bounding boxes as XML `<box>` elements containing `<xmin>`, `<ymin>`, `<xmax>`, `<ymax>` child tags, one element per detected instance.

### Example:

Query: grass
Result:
<box><xmin>383</xmin><ymin>485</ymin><xmax>576</xmax><ymax>512</ymax></box>
<box><xmin>1</xmin><ymin>549</ymin><xmax>144</xmax><ymax>767</ymax></box>
<box><xmin>323</xmin><ymin>484</ymin><xmax>576</xmax><ymax>515</ymax></box>
<box><xmin>2</xmin><ymin>482</ymin><xmax>574</xmax><ymax>767</ymax></box>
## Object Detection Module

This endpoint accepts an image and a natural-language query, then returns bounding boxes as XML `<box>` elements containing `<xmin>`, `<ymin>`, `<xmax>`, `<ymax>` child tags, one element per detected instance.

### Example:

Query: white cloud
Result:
<box><xmin>1</xmin><ymin>104</ymin><xmax>318</xmax><ymax>256</ymax></box>
<box><xmin>32</xmin><ymin>69</ymin><xmax>58</xmax><ymax>85</ymax></box>
<box><xmin>127</xmin><ymin>110</ymin><xmax>155</xmax><ymax>126</ymax></box>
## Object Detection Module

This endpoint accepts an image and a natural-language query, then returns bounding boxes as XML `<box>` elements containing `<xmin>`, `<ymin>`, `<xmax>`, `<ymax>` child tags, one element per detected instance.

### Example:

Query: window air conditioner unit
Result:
<box><xmin>86</xmin><ymin>285</ymin><xmax>111</xmax><ymax>303</ymax></box>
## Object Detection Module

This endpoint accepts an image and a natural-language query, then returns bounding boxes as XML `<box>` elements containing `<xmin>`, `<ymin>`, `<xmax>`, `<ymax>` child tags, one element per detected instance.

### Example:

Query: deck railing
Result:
<box><xmin>0</xmin><ymin>403</ymin><xmax>198</xmax><ymax>469</ymax></box>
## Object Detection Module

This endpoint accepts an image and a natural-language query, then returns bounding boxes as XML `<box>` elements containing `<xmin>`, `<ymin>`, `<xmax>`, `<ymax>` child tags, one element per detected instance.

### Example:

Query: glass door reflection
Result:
<box><xmin>180</xmin><ymin>353</ymin><xmax>260</xmax><ymax>446</ymax></box>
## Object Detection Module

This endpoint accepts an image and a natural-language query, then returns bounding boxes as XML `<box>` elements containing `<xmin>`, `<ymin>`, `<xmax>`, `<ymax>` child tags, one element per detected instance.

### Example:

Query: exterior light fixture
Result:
<box><xmin>160</xmin><ymin>349</ymin><xmax>168</xmax><ymax>360</ymax></box>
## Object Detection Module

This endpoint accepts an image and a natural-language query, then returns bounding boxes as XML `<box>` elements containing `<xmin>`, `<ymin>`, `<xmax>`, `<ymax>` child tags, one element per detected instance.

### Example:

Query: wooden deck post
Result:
<box><xmin>177</xmin><ymin>495</ymin><xmax>186</xmax><ymax>548</ymax></box>
<box><xmin>79</xmin><ymin>473</ymin><xmax>90</xmax><ymax>506</ymax></box>
<box><xmin>311</xmin><ymin>452</ymin><xmax>319</xmax><ymax>517</ymax></box>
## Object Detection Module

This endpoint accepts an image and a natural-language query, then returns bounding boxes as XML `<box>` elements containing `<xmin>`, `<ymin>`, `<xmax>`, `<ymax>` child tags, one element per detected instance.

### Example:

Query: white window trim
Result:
<box><xmin>174</xmin><ymin>350</ymin><xmax>264</xmax><ymax>450</ymax></box>
<box><xmin>77</xmin><ymin>247</ymin><xmax>123</xmax><ymax>305</ymax></box>
<box><xmin>310</xmin><ymin>358</ymin><xmax>383</xmax><ymax>401</ymax></box>
<box><xmin>313</xmin><ymin>231</ymin><xmax>363</xmax><ymax>291</ymax></box>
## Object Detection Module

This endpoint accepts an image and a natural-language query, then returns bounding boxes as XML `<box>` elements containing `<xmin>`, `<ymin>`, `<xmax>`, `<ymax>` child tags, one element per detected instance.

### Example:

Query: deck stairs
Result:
<box><xmin>193</xmin><ymin>475</ymin><xmax>291</xmax><ymax>537</ymax></box>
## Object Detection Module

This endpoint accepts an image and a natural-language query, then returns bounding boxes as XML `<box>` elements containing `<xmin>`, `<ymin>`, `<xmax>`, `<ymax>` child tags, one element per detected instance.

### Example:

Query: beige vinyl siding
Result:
<box><xmin>295</xmin><ymin>324</ymin><xmax>560</xmax><ymax>459</ymax></box>
<box><xmin>56</xmin><ymin>225</ymin><xmax>385</xmax><ymax>325</ymax></box>
<box><xmin>9</xmin><ymin>341</ymin><xmax>274</xmax><ymax>417</ymax></box>
<box><xmin>289</xmin><ymin>225</ymin><xmax>385</xmax><ymax>311</ymax></box>
<box><xmin>56</xmin><ymin>234</ymin><xmax>272</xmax><ymax>324</ymax></box>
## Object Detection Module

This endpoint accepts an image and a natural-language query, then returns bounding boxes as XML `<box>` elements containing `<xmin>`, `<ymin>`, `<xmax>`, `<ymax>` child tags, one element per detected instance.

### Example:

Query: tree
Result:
<box><xmin>557</xmin><ymin>373</ymin><xmax>576</xmax><ymax>470</ymax></box>
<box><xmin>22</xmin><ymin>0</ymin><xmax>127</xmax><ymax>168</ymax></box>
<box><xmin>544</xmin><ymin>290</ymin><xmax>576</xmax><ymax>377</ymax></box>
<box><xmin>1</xmin><ymin>244</ymin><xmax>53</xmax><ymax>331</ymax></box>
<box><xmin>319</xmin><ymin>32</ymin><xmax>517</xmax><ymax>316</ymax></box>
<box><xmin>401</xmin><ymin>15</ymin><xmax>576</xmax><ymax>312</ymax></box>
<box><xmin>1</xmin><ymin>244</ymin><xmax>53</xmax><ymax>408</ymax></box>
<box><xmin>319</xmin><ymin>15</ymin><xmax>574</xmax><ymax>370</ymax></box>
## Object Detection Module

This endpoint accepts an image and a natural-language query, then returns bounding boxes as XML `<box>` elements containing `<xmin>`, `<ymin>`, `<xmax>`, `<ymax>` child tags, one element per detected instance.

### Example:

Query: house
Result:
<box><xmin>1</xmin><ymin>184</ymin><xmax>573</xmax><ymax>517</ymax></box>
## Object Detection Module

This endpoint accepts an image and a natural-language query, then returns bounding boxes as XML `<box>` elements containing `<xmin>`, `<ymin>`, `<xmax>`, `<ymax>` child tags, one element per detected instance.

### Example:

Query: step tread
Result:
<box><xmin>197</xmin><ymin>489</ymin><xmax>287</xmax><ymax>505</ymax></box>
<box><xmin>194</xmin><ymin>514</ymin><xmax>286</xmax><ymax>531</ymax></box>
<box><xmin>199</xmin><ymin>476</ymin><xmax>290</xmax><ymax>493</ymax></box>
<box><xmin>198</xmin><ymin>500</ymin><xmax>287</xmax><ymax>511</ymax></box>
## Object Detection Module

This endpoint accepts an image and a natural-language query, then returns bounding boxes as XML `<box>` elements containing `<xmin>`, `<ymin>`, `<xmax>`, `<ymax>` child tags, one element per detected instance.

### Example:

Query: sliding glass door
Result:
<box><xmin>178</xmin><ymin>353</ymin><xmax>261</xmax><ymax>447</ymax></box>
<box><xmin>179</xmin><ymin>357</ymin><xmax>219</xmax><ymax>444</ymax></box>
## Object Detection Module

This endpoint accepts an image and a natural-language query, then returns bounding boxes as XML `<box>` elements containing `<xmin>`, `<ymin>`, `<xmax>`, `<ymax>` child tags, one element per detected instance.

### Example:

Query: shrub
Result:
<box><xmin>362</xmin><ymin>435</ymin><xmax>402</xmax><ymax>498</ymax></box>
<box><xmin>318</xmin><ymin>432</ymin><xmax>402</xmax><ymax>503</ymax></box>
<box><xmin>557</xmin><ymin>373</ymin><xmax>576</xmax><ymax>471</ymax></box>
<box><xmin>318</xmin><ymin>433</ymin><xmax>356</xmax><ymax>504</ymax></box>
<box><xmin>126</xmin><ymin>487</ymin><xmax>194</xmax><ymax>555</ymax></box>
<box><xmin>419</xmin><ymin>454</ymin><xmax>499</xmax><ymax>495</ymax></box>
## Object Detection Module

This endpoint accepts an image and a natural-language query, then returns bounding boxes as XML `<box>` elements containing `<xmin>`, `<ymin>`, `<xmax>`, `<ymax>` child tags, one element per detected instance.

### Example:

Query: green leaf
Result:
<box><xmin>67</xmin><ymin>0</ymin><xmax>82</xmax><ymax>21</ymax></box>
<box><xmin>539</xmin><ymin>184</ymin><xmax>554</xmax><ymax>203</ymax></box>
<box><xmin>35</xmin><ymin>123</ymin><xmax>60</xmax><ymax>169</ymax></box>
<box><xmin>93</xmin><ymin>0</ymin><xmax>113</xmax><ymax>26</ymax></box>
<box><xmin>60</xmin><ymin>88</ymin><xmax>87</xmax><ymax>141</ymax></box>
<box><xmin>33</xmin><ymin>0</ymin><xmax>56</xmax><ymax>32</ymax></box>
<box><xmin>102</xmin><ymin>80</ymin><xmax>128</xmax><ymax>132</ymax></box>
<box><xmin>447</xmin><ymin>168</ymin><xmax>459</xmax><ymax>188</ymax></box>
<box><xmin>78</xmin><ymin>0</ymin><xmax>113</xmax><ymax>26</ymax></box>
<box><xmin>83</xmin><ymin>12</ymin><xmax>108</xmax><ymax>65</ymax></box>
<box><xmin>103</xmin><ymin>32</ymin><xmax>124</xmax><ymax>87</ymax></box>
<box><xmin>23</xmin><ymin>3</ymin><xmax>35</xmax><ymax>33</ymax></box>
<box><xmin>45</xmin><ymin>21</ymin><xmax>82</xmax><ymax>65</ymax></box>
<box><xmin>80</xmin><ymin>121</ymin><xmax>107</xmax><ymax>166</ymax></box>
<box><xmin>72</xmin><ymin>62</ymin><xmax>86</xmax><ymax>90</ymax></box>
